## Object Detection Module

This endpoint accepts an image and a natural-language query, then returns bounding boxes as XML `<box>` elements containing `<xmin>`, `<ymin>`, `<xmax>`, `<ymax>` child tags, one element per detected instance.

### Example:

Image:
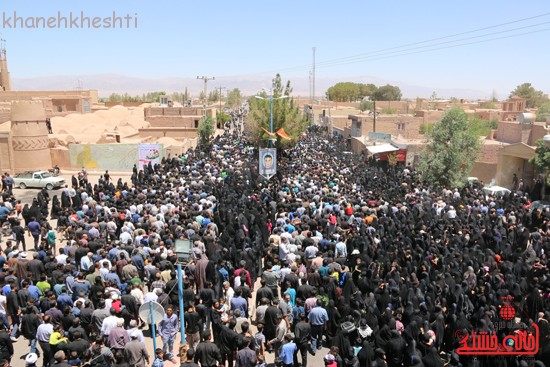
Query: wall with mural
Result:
<box><xmin>68</xmin><ymin>143</ymin><xmax>164</xmax><ymax>170</ymax></box>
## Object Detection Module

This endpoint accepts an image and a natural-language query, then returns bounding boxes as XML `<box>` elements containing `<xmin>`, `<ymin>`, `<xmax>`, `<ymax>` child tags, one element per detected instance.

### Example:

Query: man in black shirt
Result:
<box><xmin>184</xmin><ymin>303</ymin><xmax>201</xmax><ymax>352</ymax></box>
<box><xmin>6</xmin><ymin>284</ymin><xmax>19</xmax><ymax>341</ymax></box>
<box><xmin>294</xmin><ymin>312</ymin><xmax>312</xmax><ymax>367</ymax></box>
<box><xmin>21</xmin><ymin>306</ymin><xmax>41</xmax><ymax>356</ymax></box>
<box><xmin>0</xmin><ymin>324</ymin><xmax>13</xmax><ymax>362</ymax></box>
<box><xmin>194</xmin><ymin>330</ymin><xmax>221</xmax><ymax>367</ymax></box>
<box><xmin>199</xmin><ymin>281</ymin><xmax>216</xmax><ymax>329</ymax></box>
<box><xmin>180</xmin><ymin>348</ymin><xmax>199</xmax><ymax>367</ymax></box>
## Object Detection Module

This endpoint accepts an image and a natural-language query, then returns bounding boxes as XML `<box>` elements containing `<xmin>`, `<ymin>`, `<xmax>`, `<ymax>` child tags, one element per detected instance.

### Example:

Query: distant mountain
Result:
<box><xmin>12</xmin><ymin>74</ymin><xmax>490</xmax><ymax>100</ymax></box>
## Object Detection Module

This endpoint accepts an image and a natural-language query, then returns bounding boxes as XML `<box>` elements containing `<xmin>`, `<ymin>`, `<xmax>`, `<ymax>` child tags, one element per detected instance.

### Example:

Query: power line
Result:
<box><xmin>314</xmin><ymin>27</ymin><xmax>550</xmax><ymax>69</ymax></box>
<box><xmin>232</xmin><ymin>12</ymin><xmax>550</xmax><ymax>76</ymax></box>
<box><xmin>312</xmin><ymin>12</ymin><xmax>550</xmax><ymax>67</ymax></box>
<box><xmin>314</xmin><ymin>21</ymin><xmax>550</xmax><ymax>69</ymax></box>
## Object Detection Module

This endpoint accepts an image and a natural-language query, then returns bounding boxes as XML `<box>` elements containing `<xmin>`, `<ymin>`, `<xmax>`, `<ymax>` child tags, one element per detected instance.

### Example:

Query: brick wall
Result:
<box><xmin>138</xmin><ymin>128</ymin><xmax>198</xmax><ymax>139</ymax></box>
<box><xmin>477</xmin><ymin>143</ymin><xmax>501</xmax><ymax>164</ymax></box>
<box><xmin>496</xmin><ymin>122</ymin><xmax>522</xmax><ymax>144</ymax></box>
<box><xmin>145</xmin><ymin>116</ymin><xmax>199</xmax><ymax>128</ymax></box>
<box><xmin>144</xmin><ymin>107</ymin><xmax>203</xmax><ymax>117</ymax></box>
<box><xmin>104</xmin><ymin>102</ymin><xmax>143</xmax><ymax>108</ymax></box>
<box><xmin>471</xmin><ymin>162</ymin><xmax>497</xmax><ymax>184</ymax></box>
<box><xmin>358</xmin><ymin>115</ymin><xmax>425</xmax><ymax>139</ymax></box>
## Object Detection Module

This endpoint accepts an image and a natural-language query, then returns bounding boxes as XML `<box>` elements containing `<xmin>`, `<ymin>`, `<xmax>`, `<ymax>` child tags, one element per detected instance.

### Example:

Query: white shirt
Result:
<box><xmin>56</xmin><ymin>254</ymin><xmax>68</xmax><ymax>265</ymax></box>
<box><xmin>143</xmin><ymin>292</ymin><xmax>158</xmax><ymax>303</ymax></box>
<box><xmin>0</xmin><ymin>294</ymin><xmax>6</xmax><ymax>314</ymax></box>
<box><xmin>100</xmin><ymin>315</ymin><xmax>119</xmax><ymax>336</ymax></box>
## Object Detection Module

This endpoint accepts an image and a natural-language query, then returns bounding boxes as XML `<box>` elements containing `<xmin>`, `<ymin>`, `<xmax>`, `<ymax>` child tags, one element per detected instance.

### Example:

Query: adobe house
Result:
<box><xmin>0</xmin><ymin>46</ymin><xmax>98</xmax><ymax>122</ymax></box>
<box><xmin>139</xmin><ymin>106</ymin><xmax>216</xmax><ymax>140</ymax></box>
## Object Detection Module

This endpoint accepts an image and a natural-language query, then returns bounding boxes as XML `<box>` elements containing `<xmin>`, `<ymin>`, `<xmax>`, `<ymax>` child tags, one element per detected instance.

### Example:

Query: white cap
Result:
<box><xmin>25</xmin><ymin>353</ymin><xmax>38</xmax><ymax>364</ymax></box>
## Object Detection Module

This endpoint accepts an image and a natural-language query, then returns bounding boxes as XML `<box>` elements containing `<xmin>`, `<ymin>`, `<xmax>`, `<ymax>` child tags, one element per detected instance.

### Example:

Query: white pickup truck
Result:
<box><xmin>13</xmin><ymin>171</ymin><xmax>65</xmax><ymax>190</ymax></box>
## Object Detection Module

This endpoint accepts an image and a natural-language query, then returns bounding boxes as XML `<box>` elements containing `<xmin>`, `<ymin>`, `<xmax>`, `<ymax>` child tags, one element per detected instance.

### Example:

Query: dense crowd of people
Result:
<box><xmin>0</xmin><ymin>124</ymin><xmax>547</xmax><ymax>367</ymax></box>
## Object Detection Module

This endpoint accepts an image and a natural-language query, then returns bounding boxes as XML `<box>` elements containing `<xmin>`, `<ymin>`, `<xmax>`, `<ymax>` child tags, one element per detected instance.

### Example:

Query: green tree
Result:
<box><xmin>245</xmin><ymin>73</ymin><xmax>308</xmax><ymax>148</ymax></box>
<box><xmin>216</xmin><ymin>111</ymin><xmax>231</xmax><ymax>127</ymax></box>
<box><xmin>359</xmin><ymin>100</ymin><xmax>373</xmax><ymax>112</ymax></box>
<box><xmin>359</xmin><ymin>83</ymin><xmax>377</xmax><ymax>98</ymax></box>
<box><xmin>141</xmin><ymin>91</ymin><xmax>166</xmax><ymax>102</ymax></box>
<box><xmin>326</xmin><ymin>82</ymin><xmax>377</xmax><ymax>102</ymax></box>
<box><xmin>509</xmin><ymin>83</ymin><xmax>549</xmax><ymax>108</ymax></box>
<box><xmin>197</xmin><ymin>116</ymin><xmax>215</xmax><ymax>145</ymax></box>
<box><xmin>417</xmin><ymin>108</ymin><xmax>482</xmax><ymax>188</ymax></box>
<box><xmin>530</xmin><ymin>140</ymin><xmax>550</xmax><ymax>184</ymax></box>
<box><xmin>536</xmin><ymin>101</ymin><xmax>550</xmax><ymax>122</ymax></box>
<box><xmin>208</xmin><ymin>89</ymin><xmax>220</xmax><ymax>103</ymax></box>
<box><xmin>372</xmin><ymin>84</ymin><xmax>402</xmax><ymax>101</ymax></box>
<box><xmin>108</xmin><ymin>93</ymin><xmax>122</xmax><ymax>102</ymax></box>
<box><xmin>226</xmin><ymin>88</ymin><xmax>243</xmax><ymax>109</ymax></box>
<box><xmin>429</xmin><ymin>91</ymin><xmax>438</xmax><ymax>110</ymax></box>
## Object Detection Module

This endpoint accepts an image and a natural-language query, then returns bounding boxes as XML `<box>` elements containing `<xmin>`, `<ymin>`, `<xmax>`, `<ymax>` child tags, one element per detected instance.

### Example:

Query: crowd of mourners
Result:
<box><xmin>0</xmin><ymin>122</ymin><xmax>547</xmax><ymax>367</ymax></box>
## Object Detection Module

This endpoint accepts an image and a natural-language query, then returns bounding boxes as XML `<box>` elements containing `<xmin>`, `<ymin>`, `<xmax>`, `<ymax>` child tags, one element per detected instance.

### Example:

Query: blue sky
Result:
<box><xmin>2</xmin><ymin>1</ymin><xmax>550</xmax><ymax>97</ymax></box>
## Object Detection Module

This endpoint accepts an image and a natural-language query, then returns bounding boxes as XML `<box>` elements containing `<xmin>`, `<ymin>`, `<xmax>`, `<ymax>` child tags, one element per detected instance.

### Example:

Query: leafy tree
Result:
<box><xmin>509</xmin><ymin>83</ymin><xmax>549</xmax><ymax>108</ymax></box>
<box><xmin>245</xmin><ymin>73</ymin><xmax>308</xmax><ymax>148</ymax></box>
<box><xmin>199</xmin><ymin>91</ymin><xmax>206</xmax><ymax>102</ymax></box>
<box><xmin>141</xmin><ymin>91</ymin><xmax>166</xmax><ymax>102</ymax></box>
<box><xmin>469</xmin><ymin>116</ymin><xmax>494</xmax><ymax>136</ymax></box>
<box><xmin>417</xmin><ymin>108</ymin><xmax>482</xmax><ymax>188</ymax></box>
<box><xmin>359</xmin><ymin>83</ymin><xmax>377</xmax><ymax>98</ymax></box>
<box><xmin>530</xmin><ymin>140</ymin><xmax>550</xmax><ymax>183</ymax></box>
<box><xmin>429</xmin><ymin>91</ymin><xmax>438</xmax><ymax>110</ymax></box>
<box><xmin>479</xmin><ymin>101</ymin><xmax>497</xmax><ymax>109</ymax></box>
<box><xmin>372</xmin><ymin>84</ymin><xmax>402</xmax><ymax>101</ymax></box>
<box><xmin>359</xmin><ymin>100</ymin><xmax>373</xmax><ymax>112</ymax></box>
<box><xmin>326</xmin><ymin>82</ymin><xmax>360</xmax><ymax>102</ymax></box>
<box><xmin>208</xmin><ymin>90</ymin><xmax>220</xmax><ymax>103</ymax></box>
<box><xmin>216</xmin><ymin>111</ymin><xmax>231</xmax><ymax>127</ymax></box>
<box><xmin>226</xmin><ymin>88</ymin><xmax>243</xmax><ymax>109</ymax></box>
<box><xmin>536</xmin><ymin>101</ymin><xmax>550</xmax><ymax>122</ymax></box>
<box><xmin>197</xmin><ymin>116</ymin><xmax>215</xmax><ymax>145</ymax></box>
<box><xmin>326</xmin><ymin>82</ymin><xmax>378</xmax><ymax>102</ymax></box>
<box><xmin>419</xmin><ymin>123</ymin><xmax>434</xmax><ymax>135</ymax></box>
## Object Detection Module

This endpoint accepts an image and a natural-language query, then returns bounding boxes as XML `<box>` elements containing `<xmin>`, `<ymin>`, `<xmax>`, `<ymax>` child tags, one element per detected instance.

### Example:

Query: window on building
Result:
<box><xmin>397</xmin><ymin>122</ymin><xmax>405</xmax><ymax>131</ymax></box>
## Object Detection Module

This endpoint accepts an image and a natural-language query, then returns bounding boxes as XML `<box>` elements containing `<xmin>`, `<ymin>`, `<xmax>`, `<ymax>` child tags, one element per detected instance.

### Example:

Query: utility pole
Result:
<box><xmin>218</xmin><ymin>86</ymin><xmax>226</xmax><ymax>129</ymax></box>
<box><xmin>373</xmin><ymin>99</ymin><xmax>377</xmax><ymax>133</ymax></box>
<box><xmin>196</xmin><ymin>76</ymin><xmax>215</xmax><ymax>118</ymax></box>
<box><xmin>218</xmin><ymin>86</ymin><xmax>226</xmax><ymax>111</ymax></box>
<box><xmin>312</xmin><ymin>47</ymin><xmax>316</xmax><ymax>106</ymax></box>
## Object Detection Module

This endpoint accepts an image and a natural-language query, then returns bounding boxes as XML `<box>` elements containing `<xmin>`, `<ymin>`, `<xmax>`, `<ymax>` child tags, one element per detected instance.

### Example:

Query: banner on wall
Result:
<box><xmin>138</xmin><ymin>144</ymin><xmax>161</xmax><ymax>170</ymax></box>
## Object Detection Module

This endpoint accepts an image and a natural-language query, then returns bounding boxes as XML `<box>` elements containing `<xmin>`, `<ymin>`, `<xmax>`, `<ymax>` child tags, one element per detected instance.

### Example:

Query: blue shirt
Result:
<box><xmin>105</xmin><ymin>273</ymin><xmax>121</xmax><ymax>286</ymax></box>
<box><xmin>28</xmin><ymin>285</ymin><xmax>42</xmax><ymax>301</ymax></box>
<box><xmin>279</xmin><ymin>342</ymin><xmax>297</xmax><ymax>364</ymax></box>
<box><xmin>57</xmin><ymin>294</ymin><xmax>73</xmax><ymax>310</ymax></box>
<box><xmin>308</xmin><ymin>306</ymin><xmax>328</xmax><ymax>326</ymax></box>
<box><xmin>152</xmin><ymin>357</ymin><xmax>164</xmax><ymax>367</ymax></box>
<box><xmin>1</xmin><ymin>285</ymin><xmax>10</xmax><ymax>296</ymax></box>
<box><xmin>28</xmin><ymin>221</ymin><xmax>41</xmax><ymax>236</ymax></box>
<box><xmin>159</xmin><ymin>314</ymin><xmax>178</xmax><ymax>338</ymax></box>
<box><xmin>218</xmin><ymin>268</ymin><xmax>229</xmax><ymax>282</ymax></box>
<box><xmin>230</xmin><ymin>296</ymin><xmax>248</xmax><ymax>317</ymax></box>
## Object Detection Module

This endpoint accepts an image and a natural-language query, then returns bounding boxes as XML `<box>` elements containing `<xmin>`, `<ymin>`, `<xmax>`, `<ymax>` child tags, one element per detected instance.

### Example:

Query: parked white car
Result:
<box><xmin>13</xmin><ymin>171</ymin><xmax>65</xmax><ymax>190</ymax></box>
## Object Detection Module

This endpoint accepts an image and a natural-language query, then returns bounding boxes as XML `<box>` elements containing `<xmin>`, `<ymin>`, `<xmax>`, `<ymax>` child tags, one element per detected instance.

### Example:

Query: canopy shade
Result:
<box><xmin>367</xmin><ymin>144</ymin><xmax>399</xmax><ymax>155</ymax></box>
